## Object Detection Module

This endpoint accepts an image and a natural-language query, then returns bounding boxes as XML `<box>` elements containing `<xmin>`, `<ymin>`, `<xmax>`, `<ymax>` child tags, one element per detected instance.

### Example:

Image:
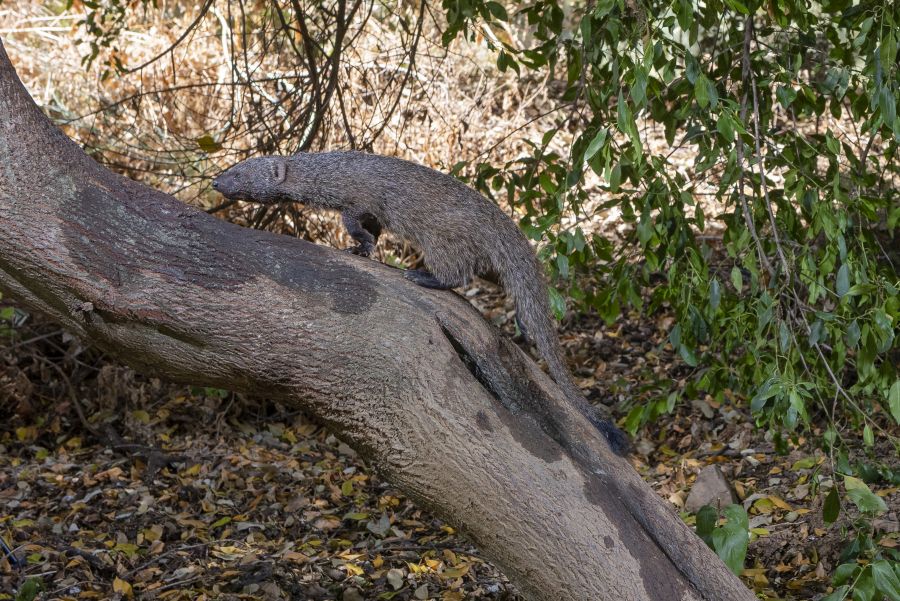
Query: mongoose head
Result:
<box><xmin>212</xmin><ymin>157</ymin><xmax>290</xmax><ymax>203</ymax></box>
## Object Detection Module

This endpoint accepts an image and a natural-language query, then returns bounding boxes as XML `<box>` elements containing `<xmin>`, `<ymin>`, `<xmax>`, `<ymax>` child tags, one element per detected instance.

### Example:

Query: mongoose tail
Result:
<box><xmin>497</xmin><ymin>239</ymin><xmax>630</xmax><ymax>455</ymax></box>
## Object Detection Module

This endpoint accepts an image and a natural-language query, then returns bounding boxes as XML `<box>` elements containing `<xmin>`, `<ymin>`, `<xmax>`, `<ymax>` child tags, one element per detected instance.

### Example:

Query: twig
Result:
<box><xmin>736</xmin><ymin>16</ymin><xmax>773</xmax><ymax>279</ymax></box>
<box><xmin>0</xmin><ymin>533</ymin><xmax>21</xmax><ymax>568</ymax></box>
<box><xmin>0</xmin><ymin>329</ymin><xmax>64</xmax><ymax>351</ymax></box>
<box><xmin>748</xmin><ymin>20</ymin><xmax>790</xmax><ymax>280</ymax></box>
<box><xmin>120</xmin><ymin>0</ymin><xmax>215</xmax><ymax>74</ymax></box>
<box><xmin>33</xmin><ymin>355</ymin><xmax>98</xmax><ymax>436</ymax></box>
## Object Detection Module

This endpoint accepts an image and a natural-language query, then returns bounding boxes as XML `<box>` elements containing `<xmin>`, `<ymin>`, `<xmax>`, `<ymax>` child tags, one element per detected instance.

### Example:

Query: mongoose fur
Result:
<box><xmin>212</xmin><ymin>151</ymin><xmax>628</xmax><ymax>454</ymax></box>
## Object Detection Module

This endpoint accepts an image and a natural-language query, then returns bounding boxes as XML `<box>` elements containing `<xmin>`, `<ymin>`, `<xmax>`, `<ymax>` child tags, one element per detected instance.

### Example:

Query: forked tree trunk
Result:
<box><xmin>0</xmin><ymin>40</ymin><xmax>754</xmax><ymax>601</ymax></box>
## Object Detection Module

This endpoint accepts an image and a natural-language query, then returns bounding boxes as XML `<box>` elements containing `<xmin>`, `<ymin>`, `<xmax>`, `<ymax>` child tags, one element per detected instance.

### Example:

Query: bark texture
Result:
<box><xmin>0</xmin><ymin>39</ymin><xmax>755</xmax><ymax>601</ymax></box>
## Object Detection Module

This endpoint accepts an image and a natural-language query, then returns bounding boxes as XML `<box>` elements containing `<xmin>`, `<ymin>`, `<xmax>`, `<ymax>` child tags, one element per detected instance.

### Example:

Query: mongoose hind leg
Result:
<box><xmin>404</xmin><ymin>269</ymin><xmax>462</xmax><ymax>290</ymax></box>
<box><xmin>342</xmin><ymin>209</ymin><xmax>382</xmax><ymax>257</ymax></box>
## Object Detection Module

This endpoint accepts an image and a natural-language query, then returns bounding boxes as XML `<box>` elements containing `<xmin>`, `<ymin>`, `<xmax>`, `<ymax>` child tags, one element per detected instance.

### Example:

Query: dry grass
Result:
<box><xmin>0</xmin><ymin>1</ymin><xmax>565</xmax><ymax>198</ymax></box>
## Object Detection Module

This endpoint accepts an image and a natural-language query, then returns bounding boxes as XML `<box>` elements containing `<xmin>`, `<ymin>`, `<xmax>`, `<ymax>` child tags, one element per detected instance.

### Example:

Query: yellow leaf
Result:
<box><xmin>752</xmin><ymin>498</ymin><xmax>774</xmax><ymax>514</ymax></box>
<box><xmin>113</xmin><ymin>577</ymin><xmax>133</xmax><ymax>597</ymax></box>
<box><xmin>658</xmin><ymin>445</ymin><xmax>678</xmax><ymax>457</ymax></box>
<box><xmin>212</xmin><ymin>545</ymin><xmax>244</xmax><ymax>561</ymax></box>
<box><xmin>408</xmin><ymin>562</ymin><xmax>429</xmax><ymax>574</ymax></box>
<box><xmin>440</xmin><ymin>565</ymin><xmax>471</xmax><ymax>579</ymax></box>
<box><xmin>768</xmin><ymin>496</ymin><xmax>792</xmax><ymax>510</ymax></box>
<box><xmin>373</xmin><ymin>554</ymin><xmax>384</xmax><ymax>568</ymax></box>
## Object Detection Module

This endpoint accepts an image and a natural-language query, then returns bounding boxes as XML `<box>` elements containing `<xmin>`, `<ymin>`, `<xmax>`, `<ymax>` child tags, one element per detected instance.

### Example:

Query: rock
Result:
<box><xmin>386</xmin><ymin>568</ymin><xmax>405</xmax><ymax>590</ymax></box>
<box><xmin>343</xmin><ymin>588</ymin><xmax>364</xmax><ymax>601</ymax></box>
<box><xmin>686</xmin><ymin>465</ymin><xmax>738</xmax><ymax>513</ymax></box>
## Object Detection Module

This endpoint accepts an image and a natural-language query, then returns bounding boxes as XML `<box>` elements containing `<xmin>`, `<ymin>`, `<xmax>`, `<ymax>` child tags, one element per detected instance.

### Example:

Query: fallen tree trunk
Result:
<box><xmin>0</xmin><ymin>39</ymin><xmax>754</xmax><ymax>601</ymax></box>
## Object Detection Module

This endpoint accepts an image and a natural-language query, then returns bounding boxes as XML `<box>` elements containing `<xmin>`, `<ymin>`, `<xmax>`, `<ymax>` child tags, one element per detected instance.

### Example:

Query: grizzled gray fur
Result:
<box><xmin>213</xmin><ymin>151</ymin><xmax>628</xmax><ymax>453</ymax></box>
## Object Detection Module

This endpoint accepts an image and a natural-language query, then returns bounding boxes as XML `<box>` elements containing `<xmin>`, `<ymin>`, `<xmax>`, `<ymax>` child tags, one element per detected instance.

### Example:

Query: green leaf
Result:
<box><xmin>731</xmin><ymin>266</ymin><xmax>743</xmax><ymax>293</ymax></box>
<box><xmin>684</xmin><ymin>54</ymin><xmax>700</xmax><ymax>84</ymax></box>
<box><xmin>556</xmin><ymin>254</ymin><xmax>570</xmax><ymax>280</ymax></box>
<box><xmin>835</xmin><ymin>264</ymin><xmax>850</xmax><ymax>298</ymax></box>
<box><xmin>792</xmin><ymin>457</ymin><xmax>816</xmax><ymax>470</ymax></box>
<box><xmin>548</xmin><ymin>286</ymin><xmax>566</xmax><ymax>321</ymax></box>
<box><xmin>863</xmin><ymin>424</ymin><xmax>874</xmax><ymax>447</ymax></box>
<box><xmin>716</xmin><ymin>113</ymin><xmax>735</xmax><ymax>141</ymax></box>
<box><xmin>778</xmin><ymin>321</ymin><xmax>790</xmax><ymax>353</ymax></box>
<box><xmin>889</xmin><ymin>380</ymin><xmax>900</xmax><ymax>425</ymax></box>
<box><xmin>834</xmin><ymin>562</ymin><xmax>859</xmax><ymax>585</ymax></box>
<box><xmin>880</xmin><ymin>87</ymin><xmax>897</xmax><ymax>128</ymax></box>
<box><xmin>584</xmin><ymin>129</ymin><xmax>607</xmax><ymax>161</ymax></box>
<box><xmin>843</xmin><ymin>476</ymin><xmax>887</xmax><ymax>514</ymax></box>
<box><xmin>711</xmin><ymin>505</ymin><xmax>749</xmax><ymax>575</ymax></box>
<box><xmin>210</xmin><ymin>516</ymin><xmax>232</xmax><ymax>528</ymax></box>
<box><xmin>871</xmin><ymin>560</ymin><xmax>900</xmax><ymax>601</ymax></box>
<box><xmin>825</xmin><ymin>131</ymin><xmax>841</xmax><ymax>156</ymax></box>
<box><xmin>485</xmin><ymin>1</ymin><xmax>508</xmax><ymax>20</ymax></box>
<box><xmin>695</xmin><ymin>75</ymin><xmax>710</xmax><ymax>108</ymax></box>
<box><xmin>709</xmin><ymin>278</ymin><xmax>721</xmax><ymax>312</ymax></box>
<box><xmin>695</xmin><ymin>505</ymin><xmax>717</xmax><ymax>543</ymax></box>
<box><xmin>722</xmin><ymin>0</ymin><xmax>750</xmax><ymax>14</ymax></box>
<box><xmin>776</xmin><ymin>86</ymin><xmax>797</xmax><ymax>108</ymax></box>
<box><xmin>16</xmin><ymin>578</ymin><xmax>41</xmax><ymax>601</ymax></box>
<box><xmin>751</xmin><ymin>377</ymin><xmax>781</xmax><ymax>413</ymax></box>
<box><xmin>678</xmin><ymin>344</ymin><xmax>699</xmax><ymax>367</ymax></box>
<box><xmin>197</xmin><ymin>135</ymin><xmax>221</xmax><ymax>153</ymax></box>
<box><xmin>846</xmin><ymin>319</ymin><xmax>861</xmax><ymax>348</ymax></box>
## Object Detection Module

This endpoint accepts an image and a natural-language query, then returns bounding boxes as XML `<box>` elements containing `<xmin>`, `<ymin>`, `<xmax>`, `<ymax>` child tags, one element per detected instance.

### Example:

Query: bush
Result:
<box><xmin>440</xmin><ymin>0</ymin><xmax>898</xmax><ymax>448</ymax></box>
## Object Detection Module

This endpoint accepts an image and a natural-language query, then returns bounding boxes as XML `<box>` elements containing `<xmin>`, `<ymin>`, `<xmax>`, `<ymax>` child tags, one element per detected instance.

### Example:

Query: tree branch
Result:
<box><xmin>0</xmin><ymin>39</ymin><xmax>754</xmax><ymax>601</ymax></box>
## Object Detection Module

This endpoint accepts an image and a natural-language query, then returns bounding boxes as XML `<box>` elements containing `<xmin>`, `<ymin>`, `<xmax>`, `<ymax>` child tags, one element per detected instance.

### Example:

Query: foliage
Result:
<box><xmin>440</xmin><ymin>0</ymin><xmax>899</xmax><ymax>451</ymax></box>
<box><xmin>696</xmin><ymin>504</ymin><xmax>750</xmax><ymax>575</ymax></box>
<box><xmin>0</xmin><ymin>292</ymin><xmax>22</xmax><ymax>338</ymax></box>
<box><xmin>821</xmin><ymin>461</ymin><xmax>899</xmax><ymax>601</ymax></box>
<box><xmin>440</xmin><ymin>3</ymin><xmax>899</xmax><ymax>588</ymax></box>
<box><xmin>13</xmin><ymin>577</ymin><xmax>40</xmax><ymax>601</ymax></box>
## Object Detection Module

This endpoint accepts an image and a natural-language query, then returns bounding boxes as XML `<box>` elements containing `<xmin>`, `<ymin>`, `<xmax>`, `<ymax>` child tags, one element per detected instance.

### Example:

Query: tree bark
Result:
<box><xmin>0</xmin><ymin>39</ymin><xmax>754</xmax><ymax>601</ymax></box>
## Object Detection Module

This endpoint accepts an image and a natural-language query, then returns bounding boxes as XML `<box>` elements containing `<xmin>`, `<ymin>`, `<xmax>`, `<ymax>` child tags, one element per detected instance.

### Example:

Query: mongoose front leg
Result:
<box><xmin>342</xmin><ymin>209</ymin><xmax>381</xmax><ymax>257</ymax></box>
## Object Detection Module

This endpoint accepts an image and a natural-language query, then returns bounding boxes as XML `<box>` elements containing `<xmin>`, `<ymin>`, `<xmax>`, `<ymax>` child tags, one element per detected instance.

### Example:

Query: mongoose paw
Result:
<box><xmin>346</xmin><ymin>244</ymin><xmax>374</xmax><ymax>258</ymax></box>
<box><xmin>404</xmin><ymin>269</ymin><xmax>453</xmax><ymax>290</ymax></box>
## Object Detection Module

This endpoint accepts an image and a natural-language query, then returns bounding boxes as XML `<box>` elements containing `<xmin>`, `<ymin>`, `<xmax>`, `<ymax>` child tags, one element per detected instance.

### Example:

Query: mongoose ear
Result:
<box><xmin>272</xmin><ymin>159</ymin><xmax>287</xmax><ymax>185</ymax></box>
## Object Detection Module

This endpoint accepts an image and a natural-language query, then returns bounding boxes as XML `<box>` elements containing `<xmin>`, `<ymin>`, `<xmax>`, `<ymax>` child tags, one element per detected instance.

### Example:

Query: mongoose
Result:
<box><xmin>212</xmin><ymin>151</ymin><xmax>628</xmax><ymax>453</ymax></box>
